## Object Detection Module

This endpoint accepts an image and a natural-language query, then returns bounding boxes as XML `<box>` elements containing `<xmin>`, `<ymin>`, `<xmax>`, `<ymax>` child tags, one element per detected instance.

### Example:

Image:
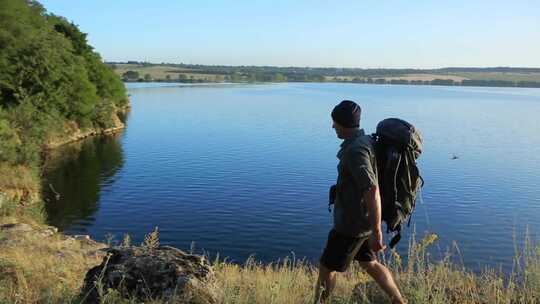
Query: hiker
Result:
<box><xmin>314</xmin><ymin>100</ymin><xmax>406</xmax><ymax>304</ymax></box>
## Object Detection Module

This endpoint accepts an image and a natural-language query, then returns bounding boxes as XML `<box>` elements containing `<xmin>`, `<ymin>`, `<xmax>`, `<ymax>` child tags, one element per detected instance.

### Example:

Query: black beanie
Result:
<box><xmin>331</xmin><ymin>100</ymin><xmax>361</xmax><ymax>128</ymax></box>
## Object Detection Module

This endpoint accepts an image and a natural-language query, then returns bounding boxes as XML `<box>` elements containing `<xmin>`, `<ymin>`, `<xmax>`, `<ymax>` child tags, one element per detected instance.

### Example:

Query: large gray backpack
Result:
<box><xmin>372</xmin><ymin>118</ymin><xmax>423</xmax><ymax>248</ymax></box>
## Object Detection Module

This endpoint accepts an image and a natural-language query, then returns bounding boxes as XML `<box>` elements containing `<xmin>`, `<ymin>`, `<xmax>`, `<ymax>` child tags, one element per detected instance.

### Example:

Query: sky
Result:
<box><xmin>40</xmin><ymin>0</ymin><xmax>540</xmax><ymax>68</ymax></box>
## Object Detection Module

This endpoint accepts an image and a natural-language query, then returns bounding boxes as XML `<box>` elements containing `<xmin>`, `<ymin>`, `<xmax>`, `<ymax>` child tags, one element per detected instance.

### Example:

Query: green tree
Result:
<box><xmin>178</xmin><ymin>73</ymin><xmax>188</xmax><ymax>81</ymax></box>
<box><xmin>122</xmin><ymin>70</ymin><xmax>139</xmax><ymax>81</ymax></box>
<box><xmin>273</xmin><ymin>73</ymin><xmax>286</xmax><ymax>82</ymax></box>
<box><xmin>230</xmin><ymin>72</ymin><xmax>242</xmax><ymax>82</ymax></box>
<box><xmin>0</xmin><ymin>0</ymin><xmax>127</xmax><ymax>166</ymax></box>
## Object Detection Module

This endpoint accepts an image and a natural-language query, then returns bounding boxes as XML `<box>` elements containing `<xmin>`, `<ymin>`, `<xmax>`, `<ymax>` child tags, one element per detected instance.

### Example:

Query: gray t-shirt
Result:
<box><xmin>333</xmin><ymin>129</ymin><xmax>378</xmax><ymax>237</ymax></box>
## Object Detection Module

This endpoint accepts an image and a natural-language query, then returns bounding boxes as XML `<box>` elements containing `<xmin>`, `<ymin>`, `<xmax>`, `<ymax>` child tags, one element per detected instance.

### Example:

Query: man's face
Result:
<box><xmin>332</xmin><ymin>120</ymin><xmax>346</xmax><ymax>139</ymax></box>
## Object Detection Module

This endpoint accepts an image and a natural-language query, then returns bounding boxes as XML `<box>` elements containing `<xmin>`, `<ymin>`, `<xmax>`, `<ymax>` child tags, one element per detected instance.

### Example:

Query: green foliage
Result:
<box><xmin>0</xmin><ymin>0</ymin><xmax>127</xmax><ymax>167</ymax></box>
<box><xmin>273</xmin><ymin>73</ymin><xmax>287</xmax><ymax>82</ymax></box>
<box><xmin>122</xmin><ymin>70</ymin><xmax>140</xmax><ymax>81</ymax></box>
<box><xmin>85</xmin><ymin>52</ymin><xmax>127</xmax><ymax>107</ymax></box>
<box><xmin>0</xmin><ymin>111</ymin><xmax>19</xmax><ymax>164</ymax></box>
<box><xmin>47</xmin><ymin>14</ymin><xmax>92</xmax><ymax>55</ymax></box>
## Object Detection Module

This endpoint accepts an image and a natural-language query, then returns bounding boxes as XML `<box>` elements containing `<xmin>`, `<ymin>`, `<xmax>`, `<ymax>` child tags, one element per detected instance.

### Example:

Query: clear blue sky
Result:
<box><xmin>40</xmin><ymin>0</ymin><xmax>540</xmax><ymax>68</ymax></box>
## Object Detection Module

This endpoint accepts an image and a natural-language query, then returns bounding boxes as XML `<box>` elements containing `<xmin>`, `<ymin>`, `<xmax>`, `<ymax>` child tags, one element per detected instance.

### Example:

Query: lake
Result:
<box><xmin>43</xmin><ymin>82</ymin><xmax>540</xmax><ymax>271</ymax></box>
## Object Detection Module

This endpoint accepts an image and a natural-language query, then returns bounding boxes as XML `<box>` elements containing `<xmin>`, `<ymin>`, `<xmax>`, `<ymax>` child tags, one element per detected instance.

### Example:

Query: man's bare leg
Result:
<box><xmin>359</xmin><ymin>261</ymin><xmax>406</xmax><ymax>304</ymax></box>
<box><xmin>314</xmin><ymin>264</ymin><xmax>337</xmax><ymax>304</ymax></box>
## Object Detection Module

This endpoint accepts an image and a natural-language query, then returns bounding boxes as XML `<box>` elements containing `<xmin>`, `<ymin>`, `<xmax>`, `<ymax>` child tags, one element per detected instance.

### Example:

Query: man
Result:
<box><xmin>314</xmin><ymin>100</ymin><xmax>406</xmax><ymax>304</ymax></box>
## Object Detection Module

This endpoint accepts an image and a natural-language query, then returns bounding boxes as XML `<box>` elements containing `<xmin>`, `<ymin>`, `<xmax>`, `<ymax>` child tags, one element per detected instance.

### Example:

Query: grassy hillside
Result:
<box><xmin>112</xmin><ymin>64</ymin><xmax>224</xmax><ymax>82</ymax></box>
<box><xmin>450</xmin><ymin>71</ymin><xmax>540</xmax><ymax>82</ymax></box>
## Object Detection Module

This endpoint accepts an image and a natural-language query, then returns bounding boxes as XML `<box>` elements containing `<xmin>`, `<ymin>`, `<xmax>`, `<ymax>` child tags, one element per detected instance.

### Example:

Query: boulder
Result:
<box><xmin>81</xmin><ymin>246</ymin><xmax>219</xmax><ymax>303</ymax></box>
<box><xmin>38</xmin><ymin>226</ymin><xmax>58</xmax><ymax>238</ymax></box>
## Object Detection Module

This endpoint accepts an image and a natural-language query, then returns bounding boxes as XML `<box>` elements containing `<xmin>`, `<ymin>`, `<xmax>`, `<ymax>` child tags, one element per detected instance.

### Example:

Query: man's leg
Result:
<box><xmin>316</xmin><ymin>229</ymin><xmax>361</xmax><ymax>303</ymax></box>
<box><xmin>314</xmin><ymin>263</ymin><xmax>337</xmax><ymax>304</ymax></box>
<box><xmin>358</xmin><ymin>261</ymin><xmax>406</xmax><ymax>304</ymax></box>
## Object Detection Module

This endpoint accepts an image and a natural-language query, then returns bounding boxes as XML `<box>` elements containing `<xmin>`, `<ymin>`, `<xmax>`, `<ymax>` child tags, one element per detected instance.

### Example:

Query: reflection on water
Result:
<box><xmin>42</xmin><ymin>133</ymin><xmax>125</xmax><ymax>230</ymax></box>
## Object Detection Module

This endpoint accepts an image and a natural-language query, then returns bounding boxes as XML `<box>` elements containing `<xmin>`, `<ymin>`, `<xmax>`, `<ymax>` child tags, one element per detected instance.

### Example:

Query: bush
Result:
<box><xmin>0</xmin><ymin>113</ymin><xmax>19</xmax><ymax>164</ymax></box>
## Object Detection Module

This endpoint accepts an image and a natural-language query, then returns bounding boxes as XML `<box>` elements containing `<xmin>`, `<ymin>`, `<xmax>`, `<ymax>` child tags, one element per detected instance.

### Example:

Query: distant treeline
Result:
<box><xmin>343</xmin><ymin>78</ymin><xmax>540</xmax><ymax>88</ymax></box>
<box><xmin>0</xmin><ymin>0</ymin><xmax>127</xmax><ymax>167</ymax></box>
<box><xmin>111</xmin><ymin>61</ymin><xmax>540</xmax><ymax>77</ymax></box>
<box><xmin>109</xmin><ymin>61</ymin><xmax>540</xmax><ymax>88</ymax></box>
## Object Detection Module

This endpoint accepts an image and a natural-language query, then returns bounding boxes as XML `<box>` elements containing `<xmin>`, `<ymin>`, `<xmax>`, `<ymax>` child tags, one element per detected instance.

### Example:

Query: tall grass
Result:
<box><xmin>0</xmin><ymin>227</ymin><xmax>537</xmax><ymax>303</ymax></box>
<box><xmin>0</xmin><ymin>163</ymin><xmax>39</xmax><ymax>194</ymax></box>
<box><xmin>213</xmin><ymin>233</ymin><xmax>539</xmax><ymax>304</ymax></box>
<box><xmin>0</xmin><ymin>228</ymin><xmax>104</xmax><ymax>303</ymax></box>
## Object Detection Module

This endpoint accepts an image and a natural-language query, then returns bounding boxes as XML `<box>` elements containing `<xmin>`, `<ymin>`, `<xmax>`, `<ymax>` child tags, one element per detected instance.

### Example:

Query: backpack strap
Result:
<box><xmin>389</xmin><ymin>229</ymin><xmax>402</xmax><ymax>249</ymax></box>
<box><xmin>392</xmin><ymin>152</ymin><xmax>402</xmax><ymax>204</ymax></box>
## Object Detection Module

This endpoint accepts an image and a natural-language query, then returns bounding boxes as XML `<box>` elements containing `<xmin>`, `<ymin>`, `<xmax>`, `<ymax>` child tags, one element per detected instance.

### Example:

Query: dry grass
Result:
<box><xmin>0</xmin><ymin>166</ymin><xmax>43</xmax><ymax>227</ymax></box>
<box><xmin>0</xmin><ymin>228</ymin><xmax>104</xmax><ymax>303</ymax></box>
<box><xmin>112</xmin><ymin>64</ymin><xmax>222</xmax><ymax>81</ymax></box>
<box><xmin>0</xmin><ymin>163</ymin><xmax>39</xmax><ymax>194</ymax></box>
<box><xmin>450</xmin><ymin>72</ymin><xmax>540</xmax><ymax>82</ymax></box>
<box><xmin>0</xmin><ymin>219</ymin><xmax>538</xmax><ymax>304</ymax></box>
<box><xmin>0</xmin><ymin>199</ymin><xmax>45</xmax><ymax>228</ymax></box>
<box><xmin>113</xmin><ymin>65</ymin><xmax>190</xmax><ymax>79</ymax></box>
<box><xmin>213</xmin><ymin>233</ymin><xmax>540</xmax><ymax>304</ymax></box>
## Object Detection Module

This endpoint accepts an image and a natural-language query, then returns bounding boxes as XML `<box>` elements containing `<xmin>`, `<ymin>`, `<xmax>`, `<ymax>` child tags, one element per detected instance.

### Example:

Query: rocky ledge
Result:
<box><xmin>44</xmin><ymin>104</ymin><xmax>130</xmax><ymax>150</ymax></box>
<box><xmin>0</xmin><ymin>223</ymin><xmax>107</xmax><ymax>258</ymax></box>
<box><xmin>81</xmin><ymin>246</ymin><xmax>219</xmax><ymax>304</ymax></box>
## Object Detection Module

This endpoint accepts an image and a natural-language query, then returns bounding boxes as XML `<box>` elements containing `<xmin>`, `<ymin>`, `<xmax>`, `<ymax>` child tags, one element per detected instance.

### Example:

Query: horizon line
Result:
<box><xmin>105</xmin><ymin>61</ymin><xmax>540</xmax><ymax>70</ymax></box>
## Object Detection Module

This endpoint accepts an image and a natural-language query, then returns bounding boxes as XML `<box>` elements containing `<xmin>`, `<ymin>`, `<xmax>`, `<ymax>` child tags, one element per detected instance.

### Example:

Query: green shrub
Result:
<box><xmin>0</xmin><ymin>0</ymin><xmax>127</xmax><ymax>167</ymax></box>
<box><xmin>0</xmin><ymin>113</ymin><xmax>19</xmax><ymax>164</ymax></box>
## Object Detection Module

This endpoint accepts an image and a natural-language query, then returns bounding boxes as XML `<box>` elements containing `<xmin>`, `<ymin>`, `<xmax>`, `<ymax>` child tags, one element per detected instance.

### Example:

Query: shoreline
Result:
<box><xmin>44</xmin><ymin>105</ymin><xmax>131</xmax><ymax>151</ymax></box>
<box><xmin>44</xmin><ymin>124</ymin><xmax>126</xmax><ymax>150</ymax></box>
<box><xmin>123</xmin><ymin>79</ymin><xmax>540</xmax><ymax>89</ymax></box>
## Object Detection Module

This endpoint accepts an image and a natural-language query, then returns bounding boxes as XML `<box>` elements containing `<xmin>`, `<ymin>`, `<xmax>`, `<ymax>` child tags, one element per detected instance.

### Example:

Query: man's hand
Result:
<box><xmin>369</xmin><ymin>229</ymin><xmax>386</xmax><ymax>252</ymax></box>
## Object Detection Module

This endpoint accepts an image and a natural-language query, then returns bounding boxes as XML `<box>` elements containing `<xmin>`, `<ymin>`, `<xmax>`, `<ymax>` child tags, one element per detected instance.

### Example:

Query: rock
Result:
<box><xmin>0</xmin><ymin>223</ymin><xmax>35</xmax><ymax>247</ymax></box>
<box><xmin>0</xmin><ymin>223</ymin><xmax>58</xmax><ymax>238</ymax></box>
<box><xmin>81</xmin><ymin>246</ymin><xmax>219</xmax><ymax>303</ymax></box>
<box><xmin>0</xmin><ymin>223</ymin><xmax>33</xmax><ymax>233</ymax></box>
<box><xmin>83</xmin><ymin>248</ymin><xmax>108</xmax><ymax>260</ymax></box>
<box><xmin>38</xmin><ymin>226</ymin><xmax>58</xmax><ymax>238</ymax></box>
<box><xmin>73</xmin><ymin>234</ymin><xmax>91</xmax><ymax>240</ymax></box>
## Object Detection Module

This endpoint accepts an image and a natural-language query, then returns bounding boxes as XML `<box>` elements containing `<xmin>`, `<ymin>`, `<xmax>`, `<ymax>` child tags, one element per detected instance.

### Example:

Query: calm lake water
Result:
<box><xmin>43</xmin><ymin>83</ymin><xmax>540</xmax><ymax>271</ymax></box>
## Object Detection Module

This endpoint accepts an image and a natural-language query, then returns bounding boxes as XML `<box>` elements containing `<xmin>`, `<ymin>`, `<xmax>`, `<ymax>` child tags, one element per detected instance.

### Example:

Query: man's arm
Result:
<box><xmin>363</xmin><ymin>185</ymin><xmax>385</xmax><ymax>252</ymax></box>
<box><xmin>347</xmin><ymin>146</ymin><xmax>384</xmax><ymax>251</ymax></box>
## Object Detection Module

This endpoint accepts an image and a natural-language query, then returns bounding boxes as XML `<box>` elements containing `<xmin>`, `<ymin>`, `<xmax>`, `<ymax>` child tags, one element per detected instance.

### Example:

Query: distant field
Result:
<box><xmin>112</xmin><ymin>63</ymin><xmax>540</xmax><ymax>85</ymax></box>
<box><xmin>112</xmin><ymin>64</ymin><xmax>222</xmax><ymax>81</ymax></box>
<box><xmin>449</xmin><ymin>72</ymin><xmax>540</xmax><ymax>82</ymax></box>
<box><xmin>383</xmin><ymin>74</ymin><xmax>467</xmax><ymax>82</ymax></box>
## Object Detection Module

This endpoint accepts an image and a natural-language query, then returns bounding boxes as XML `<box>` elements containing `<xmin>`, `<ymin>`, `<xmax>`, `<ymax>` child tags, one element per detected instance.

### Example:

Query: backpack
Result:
<box><xmin>372</xmin><ymin>118</ymin><xmax>423</xmax><ymax>248</ymax></box>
